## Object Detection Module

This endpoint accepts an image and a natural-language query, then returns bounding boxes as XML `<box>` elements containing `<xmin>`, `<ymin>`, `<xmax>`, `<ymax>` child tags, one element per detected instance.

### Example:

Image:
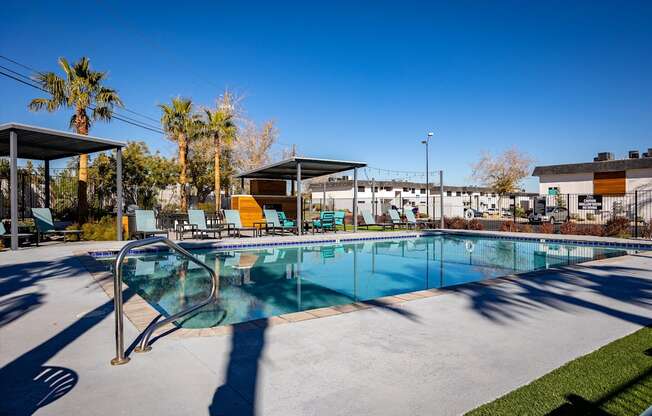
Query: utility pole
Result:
<box><xmin>421</xmin><ymin>132</ymin><xmax>434</xmax><ymax>218</ymax></box>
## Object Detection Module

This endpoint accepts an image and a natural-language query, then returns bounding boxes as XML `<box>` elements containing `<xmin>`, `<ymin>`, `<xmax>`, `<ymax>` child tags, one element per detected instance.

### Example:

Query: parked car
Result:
<box><xmin>485</xmin><ymin>207</ymin><xmax>499</xmax><ymax>216</ymax></box>
<box><xmin>528</xmin><ymin>206</ymin><xmax>569</xmax><ymax>224</ymax></box>
<box><xmin>464</xmin><ymin>208</ymin><xmax>484</xmax><ymax>219</ymax></box>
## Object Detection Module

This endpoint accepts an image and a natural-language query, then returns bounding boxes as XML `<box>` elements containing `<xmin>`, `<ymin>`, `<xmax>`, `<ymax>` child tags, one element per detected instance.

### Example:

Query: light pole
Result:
<box><xmin>421</xmin><ymin>132</ymin><xmax>434</xmax><ymax>218</ymax></box>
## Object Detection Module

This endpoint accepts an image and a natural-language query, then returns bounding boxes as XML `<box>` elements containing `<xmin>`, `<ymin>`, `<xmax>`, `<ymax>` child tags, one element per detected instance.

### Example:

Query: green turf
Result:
<box><xmin>466</xmin><ymin>326</ymin><xmax>652</xmax><ymax>416</ymax></box>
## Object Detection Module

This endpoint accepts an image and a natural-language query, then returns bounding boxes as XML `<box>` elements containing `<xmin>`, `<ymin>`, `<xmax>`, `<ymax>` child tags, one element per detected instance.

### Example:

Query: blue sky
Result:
<box><xmin>1</xmin><ymin>1</ymin><xmax>651</xmax><ymax>190</ymax></box>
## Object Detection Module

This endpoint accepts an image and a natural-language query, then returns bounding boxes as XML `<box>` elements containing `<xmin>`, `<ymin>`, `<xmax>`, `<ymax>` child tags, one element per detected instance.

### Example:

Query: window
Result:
<box><xmin>403</xmin><ymin>187</ymin><xmax>409</xmax><ymax>192</ymax></box>
<box><xmin>420</xmin><ymin>188</ymin><xmax>426</xmax><ymax>194</ymax></box>
<box><xmin>446</xmin><ymin>191</ymin><xmax>452</xmax><ymax>196</ymax></box>
<box><xmin>411</xmin><ymin>188</ymin><xmax>415</xmax><ymax>193</ymax></box>
<box><xmin>384</xmin><ymin>186</ymin><xmax>392</xmax><ymax>191</ymax></box>
<box><xmin>373</xmin><ymin>187</ymin><xmax>378</xmax><ymax>192</ymax></box>
<box><xmin>357</xmin><ymin>186</ymin><xmax>365</xmax><ymax>192</ymax></box>
<box><xmin>480</xmin><ymin>192</ymin><xmax>485</xmax><ymax>196</ymax></box>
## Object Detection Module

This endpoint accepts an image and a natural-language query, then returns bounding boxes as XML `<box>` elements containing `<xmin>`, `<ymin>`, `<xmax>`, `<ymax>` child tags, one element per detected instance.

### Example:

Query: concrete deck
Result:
<box><xmin>1</xmin><ymin>233</ymin><xmax>652</xmax><ymax>415</ymax></box>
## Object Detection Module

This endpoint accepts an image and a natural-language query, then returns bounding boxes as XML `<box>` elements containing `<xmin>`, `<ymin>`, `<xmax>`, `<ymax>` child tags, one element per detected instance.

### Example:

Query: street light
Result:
<box><xmin>421</xmin><ymin>132</ymin><xmax>434</xmax><ymax>218</ymax></box>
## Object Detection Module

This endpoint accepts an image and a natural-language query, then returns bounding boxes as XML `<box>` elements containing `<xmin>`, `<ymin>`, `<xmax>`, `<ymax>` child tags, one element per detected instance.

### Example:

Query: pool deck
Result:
<box><xmin>2</xmin><ymin>231</ymin><xmax>652</xmax><ymax>415</ymax></box>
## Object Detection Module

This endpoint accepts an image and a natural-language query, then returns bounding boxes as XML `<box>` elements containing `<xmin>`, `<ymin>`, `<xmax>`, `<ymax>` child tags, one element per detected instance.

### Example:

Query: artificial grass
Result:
<box><xmin>466</xmin><ymin>326</ymin><xmax>652</xmax><ymax>416</ymax></box>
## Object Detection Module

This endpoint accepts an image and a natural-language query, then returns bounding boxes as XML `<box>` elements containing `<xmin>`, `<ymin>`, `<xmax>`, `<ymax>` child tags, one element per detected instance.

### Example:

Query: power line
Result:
<box><xmin>0</xmin><ymin>54</ymin><xmax>162</xmax><ymax>129</ymax></box>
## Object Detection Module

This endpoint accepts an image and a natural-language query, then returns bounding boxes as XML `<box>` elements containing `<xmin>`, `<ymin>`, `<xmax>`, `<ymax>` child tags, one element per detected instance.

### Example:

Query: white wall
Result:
<box><xmin>538</xmin><ymin>173</ymin><xmax>594</xmax><ymax>194</ymax></box>
<box><xmin>627</xmin><ymin>168</ymin><xmax>652</xmax><ymax>191</ymax></box>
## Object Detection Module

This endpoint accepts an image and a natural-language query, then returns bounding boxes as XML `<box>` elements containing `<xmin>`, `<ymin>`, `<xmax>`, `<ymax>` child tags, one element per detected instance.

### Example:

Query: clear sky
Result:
<box><xmin>1</xmin><ymin>1</ymin><xmax>651</xmax><ymax>190</ymax></box>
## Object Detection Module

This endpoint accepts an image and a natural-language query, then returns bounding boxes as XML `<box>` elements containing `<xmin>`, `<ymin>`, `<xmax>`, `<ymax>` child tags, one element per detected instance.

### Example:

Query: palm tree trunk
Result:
<box><xmin>75</xmin><ymin>110</ymin><xmax>89</xmax><ymax>223</ymax></box>
<box><xmin>214</xmin><ymin>134</ymin><xmax>221</xmax><ymax>211</ymax></box>
<box><xmin>178</xmin><ymin>133</ymin><xmax>188</xmax><ymax>211</ymax></box>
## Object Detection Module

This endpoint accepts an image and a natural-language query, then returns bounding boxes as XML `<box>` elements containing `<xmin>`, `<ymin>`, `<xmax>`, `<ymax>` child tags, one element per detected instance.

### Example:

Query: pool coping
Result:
<box><xmin>73</xmin><ymin>230</ymin><xmax>652</xmax><ymax>341</ymax></box>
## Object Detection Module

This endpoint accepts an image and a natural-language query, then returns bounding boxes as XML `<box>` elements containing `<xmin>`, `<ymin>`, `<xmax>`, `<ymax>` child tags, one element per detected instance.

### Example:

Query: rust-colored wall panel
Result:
<box><xmin>250</xmin><ymin>180</ymin><xmax>287</xmax><ymax>196</ymax></box>
<box><xmin>593</xmin><ymin>171</ymin><xmax>625</xmax><ymax>195</ymax></box>
<box><xmin>231</xmin><ymin>195</ymin><xmax>299</xmax><ymax>226</ymax></box>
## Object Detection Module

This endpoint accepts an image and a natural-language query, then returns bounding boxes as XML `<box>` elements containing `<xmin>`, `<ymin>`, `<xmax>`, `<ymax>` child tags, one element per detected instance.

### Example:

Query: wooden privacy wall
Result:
<box><xmin>231</xmin><ymin>195</ymin><xmax>299</xmax><ymax>226</ymax></box>
<box><xmin>250</xmin><ymin>180</ymin><xmax>287</xmax><ymax>196</ymax></box>
<box><xmin>593</xmin><ymin>171</ymin><xmax>626</xmax><ymax>195</ymax></box>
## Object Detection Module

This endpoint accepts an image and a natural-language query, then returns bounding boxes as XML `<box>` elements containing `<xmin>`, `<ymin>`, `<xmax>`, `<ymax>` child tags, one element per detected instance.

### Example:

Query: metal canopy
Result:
<box><xmin>236</xmin><ymin>157</ymin><xmax>367</xmax><ymax>180</ymax></box>
<box><xmin>0</xmin><ymin>122</ymin><xmax>125</xmax><ymax>160</ymax></box>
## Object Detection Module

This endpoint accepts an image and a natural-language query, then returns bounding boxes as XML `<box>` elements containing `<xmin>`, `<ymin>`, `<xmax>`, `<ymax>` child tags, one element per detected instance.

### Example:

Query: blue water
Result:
<box><xmin>99</xmin><ymin>235</ymin><xmax>630</xmax><ymax>328</ymax></box>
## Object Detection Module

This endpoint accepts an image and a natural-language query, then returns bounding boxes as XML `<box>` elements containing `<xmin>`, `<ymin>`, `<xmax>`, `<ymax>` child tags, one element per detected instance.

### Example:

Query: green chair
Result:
<box><xmin>134</xmin><ymin>210</ymin><xmax>169</xmax><ymax>239</ymax></box>
<box><xmin>185</xmin><ymin>209</ymin><xmax>227</xmax><ymax>240</ymax></box>
<box><xmin>223</xmin><ymin>209</ymin><xmax>259</xmax><ymax>237</ymax></box>
<box><xmin>264</xmin><ymin>209</ymin><xmax>297</xmax><ymax>235</ymax></box>
<box><xmin>0</xmin><ymin>221</ymin><xmax>34</xmax><ymax>246</ymax></box>
<box><xmin>334</xmin><ymin>211</ymin><xmax>346</xmax><ymax>230</ymax></box>
<box><xmin>277</xmin><ymin>211</ymin><xmax>296</xmax><ymax>227</ymax></box>
<box><xmin>388</xmin><ymin>209</ymin><xmax>408</xmax><ymax>229</ymax></box>
<box><xmin>313</xmin><ymin>211</ymin><xmax>336</xmax><ymax>233</ymax></box>
<box><xmin>32</xmin><ymin>208</ymin><xmax>82</xmax><ymax>245</ymax></box>
<box><xmin>359</xmin><ymin>210</ymin><xmax>394</xmax><ymax>230</ymax></box>
<box><xmin>404</xmin><ymin>210</ymin><xmax>424</xmax><ymax>229</ymax></box>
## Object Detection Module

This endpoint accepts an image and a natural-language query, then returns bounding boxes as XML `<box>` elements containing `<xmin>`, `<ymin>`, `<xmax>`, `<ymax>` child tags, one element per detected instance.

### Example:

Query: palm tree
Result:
<box><xmin>29</xmin><ymin>57</ymin><xmax>123</xmax><ymax>222</ymax></box>
<box><xmin>159</xmin><ymin>97</ymin><xmax>195</xmax><ymax>211</ymax></box>
<box><xmin>201</xmin><ymin>92</ymin><xmax>237</xmax><ymax>211</ymax></box>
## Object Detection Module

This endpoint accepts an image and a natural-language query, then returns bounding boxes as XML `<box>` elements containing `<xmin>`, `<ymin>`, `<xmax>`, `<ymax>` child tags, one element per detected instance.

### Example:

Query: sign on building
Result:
<box><xmin>535</xmin><ymin>197</ymin><xmax>546</xmax><ymax>215</ymax></box>
<box><xmin>578</xmin><ymin>194</ymin><xmax>603</xmax><ymax>210</ymax></box>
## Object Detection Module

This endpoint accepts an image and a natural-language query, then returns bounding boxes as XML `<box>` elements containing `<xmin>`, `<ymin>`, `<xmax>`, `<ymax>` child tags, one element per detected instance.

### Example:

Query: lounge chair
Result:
<box><xmin>359</xmin><ymin>210</ymin><xmax>394</xmax><ymax>230</ymax></box>
<box><xmin>388</xmin><ymin>209</ymin><xmax>408</xmax><ymax>229</ymax></box>
<box><xmin>134</xmin><ymin>210</ymin><xmax>169</xmax><ymax>239</ymax></box>
<box><xmin>223</xmin><ymin>209</ymin><xmax>259</xmax><ymax>237</ymax></box>
<box><xmin>264</xmin><ymin>209</ymin><xmax>298</xmax><ymax>235</ymax></box>
<box><xmin>0</xmin><ymin>221</ymin><xmax>34</xmax><ymax>246</ymax></box>
<box><xmin>334</xmin><ymin>211</ymin><xmax>346</xmax><ymax>230</ymax></box>
<box><xmin>405</xmin><ymin>210</ymin><xmax>435</xmax><ymax>229</ymax></box>
<box><xmin>184</xmin><ymin>209</ymin><xmax>229</xmax><ymax>240</ymax></box>
<box><xmin>277</xmin><ymin>211</ymin><xmax>296</xmax><ymax>227</ymax></box>
<box><xmin>32</xmin><ymin>208</ymin><xmax>82</xmax><ymax>245</ymax></box>
<box><xmin>312</xmin><ymin>211</ymin><xmax>336</xmax><ymax>233</ymax></box>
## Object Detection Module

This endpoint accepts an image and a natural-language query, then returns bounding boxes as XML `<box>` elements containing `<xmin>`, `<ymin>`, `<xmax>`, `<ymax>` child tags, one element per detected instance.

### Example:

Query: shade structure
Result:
<box><xmin>236</xmin><ymin>157</ymin><xmax>367</xmax><ymax>235</ymax></box>
<box><xmin>0</xmin><ymin>122</ymin><xmax>126</xmax><ymax>250</ymax></box>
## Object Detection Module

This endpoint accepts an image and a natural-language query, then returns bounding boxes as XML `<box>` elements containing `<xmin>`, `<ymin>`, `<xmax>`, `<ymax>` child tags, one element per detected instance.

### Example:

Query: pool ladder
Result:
<box><xmin>110</xmin><ymin>236</ymin><xmax>219</xmax><ymax>365</ymax></box>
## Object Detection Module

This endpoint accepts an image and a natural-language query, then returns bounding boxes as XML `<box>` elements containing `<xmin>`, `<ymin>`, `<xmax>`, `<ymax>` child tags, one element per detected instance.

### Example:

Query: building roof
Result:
<box><xmin>235</xmin><ymin>157</ymin><xmax>367</xmax><ymax>180</ymax></box>
<box><xmin>308</xmin><ymin>179</ymin><xmax>497</xmax><ymax>193</ymax></box>
<box><xmin>0</xmin><ymin>122</ymin><xmax>125</xmax><ymax>160</ymax></box>
<box><xmin>532</xmin><ymin>158</ymin><xmax>652</xmax><ymax>176</ymax></box>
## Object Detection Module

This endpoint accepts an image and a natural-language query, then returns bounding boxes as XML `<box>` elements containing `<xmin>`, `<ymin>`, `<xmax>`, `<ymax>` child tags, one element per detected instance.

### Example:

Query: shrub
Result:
<box><xmin>539</xmin><ymin>222</ymin><xmax>554</xmax><ymax>234</ymax></box>
<box><xmin>519</xmin><ymin>223</ymin><xmax>533</xmax><ymax>233</ymax></box>
<box><xmin>559</xmin><ymin>221</ymin><xmax>577</xmax><ymax>235</ymax></box>
<box><xmin>580</xmin><ymin>224</ymin><xmax>604</xmax><ymax>236</ymax></box>
<box><xmin>65</xmin><ymin>223</ymin><xmax>81</xmax><ymax>241</ymax></box>
<box><xmin>586</xmin><ymin>213</ymin><xmax>596</xmax><ymax>221</ymax></box>
<box><xmin>500</xmin><ymin>222</ymin><xmax>519</xmax><ymax>232</ymax></box>
<box><xmin>640</xmin><ymin>223</ymin><xmax>652</xmax><ymax>239</ymax></box>
<box><xmin>444</xmin><ymin>217</ymin><xmax>467</xmax><ymax>229</ymax></box>
<box><xmin>196</xmin><ymin>202</ymin><xmax>216</xmax><ymax>212</ymax></box>
<box><xmin>515</xmin><ymin>206</ymin><xmax>526</xmax><ymax>218</ymax></box>
<box><xmin>467</xmin><ymin>219</ymin><xmax>484</xmax><ymax>230</ymax></box>
<box><xmin>604</xmin><ymin>217</ymin><xmax>631</xmax><ymax>238</ymax></box>
<box><xmin>81</xmin><ymin>216</ymin><xmax>127</xmax><ymax>241</ymax></box>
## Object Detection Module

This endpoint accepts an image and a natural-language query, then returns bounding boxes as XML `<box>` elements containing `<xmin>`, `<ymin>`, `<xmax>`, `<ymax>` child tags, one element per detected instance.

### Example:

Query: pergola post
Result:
<box><xmin>353</xmin><ymin>167</ymin><xmax>358</xmax><ymax>232</ymax></box>
<box><xmin>116</xmin><ymin>147</ymin><xmax>123</xmax><ymax>241</ymax></box>
<box><xmin>10</xmin><ymin>130</ymin><xmax>18</xmax><ymax>251</ymax></box>
<box><xmin>296</xmin><ymin>162</ymin><xmax>302</xmax><ymax>236</ymax></box>
<box><xmin>44</xmin><ymin>160</ymin><xmax>50</xmax><ymax>208</ymax></box>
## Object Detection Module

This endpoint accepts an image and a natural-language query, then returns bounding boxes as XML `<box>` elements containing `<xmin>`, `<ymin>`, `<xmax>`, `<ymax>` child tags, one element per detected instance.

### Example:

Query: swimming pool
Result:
<box><xmin>99</xmin><ymin>235</ymin><xmax>631</xmax><ymax>328</ymax></box>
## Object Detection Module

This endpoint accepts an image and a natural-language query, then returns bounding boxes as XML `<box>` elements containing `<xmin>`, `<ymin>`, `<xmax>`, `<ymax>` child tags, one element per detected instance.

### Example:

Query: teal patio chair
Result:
<box><xmin>134</xmin><ymin>210</ymin><xmax>169</xmax><ymax>239</ymax></box>
<box><xmin>185</xmin><ymin>209</ymin><xmax>227</xmax><ymax>240</ymax></box>
<box><xmin>312</xmin><ymin>211</ymin><xmax>336</xmax><ymax>233</ymax></box>
<box><xmin>0</xmin><ymin>221</ymin><xmax>34</xmax><ymax>246</ymax></box>
<box><xmin>334</xmin><ymin>211</ymin><xmax>346</xmax><ymax>230</ymax></box>
<box><xmin>359</xmin><ymin>210</ymin><xmax>394</xmax><ymax>230</ymax></box>
<box><xmin>277</xmin><ymin>211</ymin><xmax>296</xmax><ymax>227</ymax></box>
<box><xmin>264</xmin><ymin>209</ymin><xmax>297</xmax><ymax>235</ymax></box>
<box><xmin>388</xmin><ymin>209</ymin><xmax>408</xmax><ymax>229</ymax></box>
<box><xmin>32</xmin><ymin>208</ymin><xmax>82</xmax><ymax>245</ymax></box>
<box><xmin>223</xmin><ymin>209</ymin><xmax>259</xmax><ymax>237</ymax></box>
<box><xmin>404</xmin><ymin>210</ymin><xmax>426</xmax><ymax>229</ymax></box>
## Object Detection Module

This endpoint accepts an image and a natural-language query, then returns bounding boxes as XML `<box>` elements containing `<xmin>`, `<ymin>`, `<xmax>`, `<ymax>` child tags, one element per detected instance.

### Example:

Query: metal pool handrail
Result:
<box><xmin>110</xmin><ymin>236</ymin><xmax>219</xmax><ymax>365</ymax></box>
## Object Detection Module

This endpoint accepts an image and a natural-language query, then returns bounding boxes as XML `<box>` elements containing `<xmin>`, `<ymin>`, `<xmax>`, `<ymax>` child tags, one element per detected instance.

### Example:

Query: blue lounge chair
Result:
<box><xmin>134</xmin><ymin>210</ymin><xmax>169</xmax><ymax>239</ymax></box>
<box><xmin>223</xmin><ymin>209</ymin><xmax>259</xmax><ymax>237</ymax></box>
<box><xmin>388</xmin><ymin>209</ymin><xmax>408</xmax><ymax>229</ymax></box>
<box><xmin>184</xmin><ymin>209</ymin><xmax>227</xmax><ymax>240</ymax></box>
<box><xmin>405</xmin><ymin>210</ymin><xmax>434</xmax><ymax>229</ymax></box>
<box><xmin>32</xmin><ymin>208</ymin><xmax>82</xmax><ymax>244</ymax></box>
<box><xmin>359</xmin><ymin>210</ymin><xmax>394</xmax><ymax>230</ymax></box>
<box><xmin>264</xmin><ymin>209</ymin><xmax>297</xmax><ymax>235</ymax></box>
<box><xmin>0</xmin><ymin>221</ymin><xmax>34</xmax><ymax>246</ymax></box>
<box><xmin>277</xmin><ymin>211</ymin><xmax>296</xmax><ymax>227</ymax></box>
<box><xmin>312</xmin><ymin>211</ymin><xmax>336</xmax><ymax>233</ymax></box>
<box><xmin>334</xmin><ymin>211</ymin><xmax>346</xmax><ymax>230</ymax></box>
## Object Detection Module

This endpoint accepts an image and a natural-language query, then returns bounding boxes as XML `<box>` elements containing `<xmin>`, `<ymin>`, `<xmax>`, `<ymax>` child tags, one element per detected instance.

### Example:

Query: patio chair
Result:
<box><xmin>359</xmin><ymin>210</ymin><xmax>394</xmax><ymax>230</ymax></box>
<box><xmin>277</xmin><ymin>211</ymin><xmax>296</xmax><ymax>227</ymax></box>
<box><xmin>0</xmin><ymin>221</ymin><xmax>34</xmax><ymax>246</ymax></box>
<box><xmin>32</xmin><ymin>208</ymin><xmax>82</xmax><ymax>245</ymax></box>
<box><xmin>184</xmin><ymin>209</ymin><xmax>229</xmax><ymax>240</ymax></box>
<box><xmin>264</xmin><ymin>209</ymin><xmax>297</xmax><ymax>235</ymax></box>
<box><xmin>312</xmin><ymin>211</ymin><xmax>336</xmax><ymax>233</ymax></box>
<box><xmin>134</xmin><ymin>210</ymin><xmax>169</xmax><ymax>239</ymax></box>
<box><xmin>334</xmin><ymin>211</ymin><xmax>346</xmax><ymax>230</ymax></box>
<box><xmin>388</xmin><ymin>209</ymin><xmax>408</xmax><ymax>229</ymax></box>
<box><xmin>223</xmin><ymin>209</ymin><xmax>259</xmax><ymax>237</ymax></box>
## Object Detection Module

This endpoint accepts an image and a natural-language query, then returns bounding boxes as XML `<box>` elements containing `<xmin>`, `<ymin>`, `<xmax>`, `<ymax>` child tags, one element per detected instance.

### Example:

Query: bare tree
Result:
<box><xmin>472</xmin><ymin>148</ymin><xmax>533</xmax><ymax>194</ymax></box>
<box><xmin>233</xmin><ymin>120</ymin><xmax>279</xmax><ymax>172</ymax></box>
